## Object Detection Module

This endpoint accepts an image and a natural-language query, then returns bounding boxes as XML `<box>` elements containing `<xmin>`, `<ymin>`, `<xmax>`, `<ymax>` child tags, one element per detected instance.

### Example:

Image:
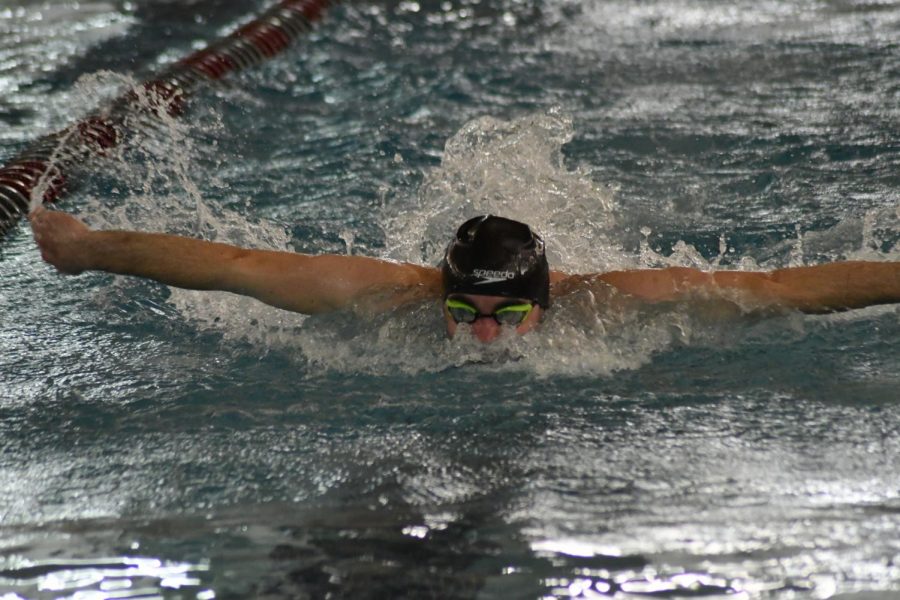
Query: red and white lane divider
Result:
<box><xmin>0</xmin><ymin>0</ymin><xmax>337</xmax><ymax>237</ymax></box>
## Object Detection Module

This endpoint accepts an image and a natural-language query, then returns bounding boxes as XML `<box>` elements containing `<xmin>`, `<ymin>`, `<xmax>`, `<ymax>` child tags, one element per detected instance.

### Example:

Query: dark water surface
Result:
<box><xmin>1</xmin><ymin>0</ymin><xmax>899</xmax><ymax>598</ymax></box>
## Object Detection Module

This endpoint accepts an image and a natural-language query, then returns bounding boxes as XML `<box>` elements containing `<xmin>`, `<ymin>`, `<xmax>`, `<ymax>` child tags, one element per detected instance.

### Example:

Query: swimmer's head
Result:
<box><xmin>440</xmin><ymin>215</ymin><xmax>550</xmax><ymax>342</ymax></box>
<box><xmin>441</xmin><ymin>215</ymin><xmax>550</xmax><ymax>306</ymax></box>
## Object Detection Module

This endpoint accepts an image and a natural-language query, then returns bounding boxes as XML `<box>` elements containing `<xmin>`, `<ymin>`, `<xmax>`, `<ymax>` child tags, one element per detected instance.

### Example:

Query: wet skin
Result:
<box><xmin>443</xmin><ymin>293</ymin><xmax>544</xmax><ymax>343</ymax></box>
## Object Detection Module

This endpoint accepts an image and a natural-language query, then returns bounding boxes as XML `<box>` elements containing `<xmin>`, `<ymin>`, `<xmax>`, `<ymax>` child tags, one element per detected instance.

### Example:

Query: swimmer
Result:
<box><xmin>29</xmin><ymin>208</ymin><xmax>900</xmax><ymax>343</ymax></box>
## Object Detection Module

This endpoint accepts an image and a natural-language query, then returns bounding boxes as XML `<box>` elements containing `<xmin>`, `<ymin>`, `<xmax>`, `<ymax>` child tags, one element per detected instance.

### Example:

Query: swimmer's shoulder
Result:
<box><xmin>549</xmin><ymin>270</ymin><xmax>614</xmax><ymax>298</ymax></box>
<box><xmin>550</xmin><ymin>269</ymin><xmax>665</xmax><ymax>300</ymax></box>
<box><xmin>551</xmin><ymin>267</ymin><xmax>713</xmax><ymax>303</ymax></box>
<box><xmin>336</xmin><ymin>259</ymin><xmax>440</xmax><ymax>317</ymax></box>
<box><xmin>400</xmin><ymin>262</ymin><xmax>441</xmax><ymax>289</ymax></box>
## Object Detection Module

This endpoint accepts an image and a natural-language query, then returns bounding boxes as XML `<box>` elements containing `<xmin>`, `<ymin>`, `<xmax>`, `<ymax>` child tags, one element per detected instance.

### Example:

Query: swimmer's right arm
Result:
<box><xmin>29</xmin><ymin>208</ymin><xmax>442</xmax><ymax>314</ymax></box>
<box><xmin>595</xmin><ymin>263</ymin><xmax>900</xmax><ymax>313</ymax></box>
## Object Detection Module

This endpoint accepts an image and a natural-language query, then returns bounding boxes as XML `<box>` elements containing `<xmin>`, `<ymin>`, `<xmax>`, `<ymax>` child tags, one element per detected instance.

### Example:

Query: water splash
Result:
<box><xmin>56</xmin><ymin>92</ymin><xmax>897</xmax><ymax>376</ymax></box>
<box><xmin>767</xmin><ymin>205</ymin><xmax>900</xmax><ymax>265</ymax></box>
<box><xmin>384</xmin><ymin>107</ymin><xmax>620</xmax><ymax>274</ymax></box>
<box><xmin>68</xmin><ymin>71</ymin><xmax>308</xmax><ymax>346</ymax></box>
<box><xmin>292</xmin><ymin>110</ymin><xmax>694</xmax><ymax>376</ymax></box>
<box><xmin>72</xmin><ymin>99</ymin><xmax>663</xmax><ymax>376</ymax></box>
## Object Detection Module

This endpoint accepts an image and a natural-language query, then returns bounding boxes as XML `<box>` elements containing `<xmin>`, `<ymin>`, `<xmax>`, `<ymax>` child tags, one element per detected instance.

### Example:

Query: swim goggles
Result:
<box><xmin>445</xmin><ymin>297</ymin><xmax>535</xmax><ymax>326</ymax></box>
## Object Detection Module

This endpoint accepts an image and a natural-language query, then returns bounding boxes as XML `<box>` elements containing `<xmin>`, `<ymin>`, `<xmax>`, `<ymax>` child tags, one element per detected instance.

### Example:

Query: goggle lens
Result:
<box><xmin>494</xmin><ymin>304</ymin><xmax>533</xmax><ymax>325</ymax></box>
<box><xmin>447</xmin><ymin>301</ymin><xmax>478</xmax><ymax>324</ymax></box>
<box><xmin>445</xmin><ymin>298</ymin><xmax>534</xmax><ymax>326</ymax></box>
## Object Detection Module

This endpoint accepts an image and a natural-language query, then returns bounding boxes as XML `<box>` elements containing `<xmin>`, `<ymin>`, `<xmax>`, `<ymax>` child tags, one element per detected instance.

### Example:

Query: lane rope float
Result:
<box><xmin>0</xmin><ymin>0</ymin><xmax>337</xmax><ymax>239</ymax></box>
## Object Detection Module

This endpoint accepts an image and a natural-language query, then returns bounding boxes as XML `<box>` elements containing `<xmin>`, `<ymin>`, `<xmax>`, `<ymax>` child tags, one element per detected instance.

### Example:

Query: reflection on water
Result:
<box><xmin>0</xmin><ymin>556</ymin><xmax>211</xmax><ymax>600</ymax></box>
<box><xmin>13</xmin><ymin>492</ymin><xmax>891</xmax><ymax>599</ymax></box>
<box><xmin>0</xmin><ymin>501</ymin><xmax>739</xmax><ymax>600</ymax></box>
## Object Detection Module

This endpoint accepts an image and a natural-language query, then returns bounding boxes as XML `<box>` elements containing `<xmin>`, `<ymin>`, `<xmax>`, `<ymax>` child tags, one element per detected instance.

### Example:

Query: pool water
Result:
<box><xmin>1</xmin><ymin>0</ymin><xmax>899</xmax><ymax>598</ymax></box>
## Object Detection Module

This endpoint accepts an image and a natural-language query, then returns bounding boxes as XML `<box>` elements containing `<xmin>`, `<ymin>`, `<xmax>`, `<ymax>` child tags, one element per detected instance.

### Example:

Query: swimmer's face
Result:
<box><xmin>443</xmin><ymin>293</ymin><xmax>544</xmax><ymax>343</ymax></box>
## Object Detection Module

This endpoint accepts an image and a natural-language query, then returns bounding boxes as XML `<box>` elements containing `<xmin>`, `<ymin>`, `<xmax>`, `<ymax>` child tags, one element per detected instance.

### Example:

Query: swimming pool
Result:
<box><xmin>1</xmin><ymin>0</ymin><xmax>899</xmax><ymax>597</ymax></box>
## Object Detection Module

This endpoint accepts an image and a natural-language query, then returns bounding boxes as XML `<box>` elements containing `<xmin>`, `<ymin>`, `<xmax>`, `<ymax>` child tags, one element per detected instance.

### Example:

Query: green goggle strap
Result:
<box><xmin>445</xmin><ymin>298</ymin><xmax>478</xmax><ymax>315</ymax></box>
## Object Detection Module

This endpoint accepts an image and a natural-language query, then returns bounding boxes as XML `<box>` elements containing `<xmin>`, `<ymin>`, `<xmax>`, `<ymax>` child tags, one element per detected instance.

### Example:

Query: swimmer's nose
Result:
<box><xmin>471</xmin><ymin>316</ymin><xmax>500</xmax><ymax>343</ymax></box>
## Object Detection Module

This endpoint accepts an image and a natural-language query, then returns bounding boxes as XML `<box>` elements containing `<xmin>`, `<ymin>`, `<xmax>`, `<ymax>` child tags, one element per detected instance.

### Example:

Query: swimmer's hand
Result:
<box><xmin>29</xmin><ymin>207</ymin><xmax>93</xmax><ymax>275</ymax></box>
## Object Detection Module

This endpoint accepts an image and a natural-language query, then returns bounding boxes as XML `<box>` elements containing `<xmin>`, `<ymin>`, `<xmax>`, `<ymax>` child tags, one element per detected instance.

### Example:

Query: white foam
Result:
<box><xmin>383</xmin><ymin>107</ymin><xmax>621</xmax><ymax>274</ymax></box>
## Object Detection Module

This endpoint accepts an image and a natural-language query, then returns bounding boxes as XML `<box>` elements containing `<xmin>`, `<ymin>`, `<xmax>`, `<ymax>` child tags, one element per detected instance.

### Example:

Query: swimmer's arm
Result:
<box><xmin>30</xmin><ymin>208</ymin><xmax>442</xmax><ymax>314</ymax></box>
<box><xmin>224</xmin><ymin>250</ymin><xmax>442</xmax><ymax>314</ymax></box>
<box><xmin>594</xmin><ymin>263</ymin><xmax>900</xmax><ymax>313</ymax></box>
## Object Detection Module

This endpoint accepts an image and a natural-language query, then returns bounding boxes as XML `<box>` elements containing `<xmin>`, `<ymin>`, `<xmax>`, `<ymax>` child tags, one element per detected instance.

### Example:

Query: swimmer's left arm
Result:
<box><xmin>595</xmin><ymin>262</ymin><xmax>900</xmax><ymax>313</ymax></box>
<box><xmin>29</xmin><ymin>207</ymin><xmax>443</xmax><ymax>315</ymax></box>
<box><xmin>227</xmin><ymin>251</ymin><xmax>442</xmax><ymax>314</ymax></box>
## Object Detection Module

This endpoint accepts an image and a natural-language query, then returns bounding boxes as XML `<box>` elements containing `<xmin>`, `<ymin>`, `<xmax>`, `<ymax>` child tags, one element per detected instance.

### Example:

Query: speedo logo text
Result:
<box><xmin>472</xmin><ymin>269</ymin><xmax>515</xmax><ymax>284</ymax></box>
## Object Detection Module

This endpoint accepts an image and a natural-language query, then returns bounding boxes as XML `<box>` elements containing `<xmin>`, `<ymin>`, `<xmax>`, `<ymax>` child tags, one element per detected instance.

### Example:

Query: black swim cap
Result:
<box><xmin>441</xmin><ymin>215</ymin><xmax>550</xmax><ymax>308</ymax></box>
